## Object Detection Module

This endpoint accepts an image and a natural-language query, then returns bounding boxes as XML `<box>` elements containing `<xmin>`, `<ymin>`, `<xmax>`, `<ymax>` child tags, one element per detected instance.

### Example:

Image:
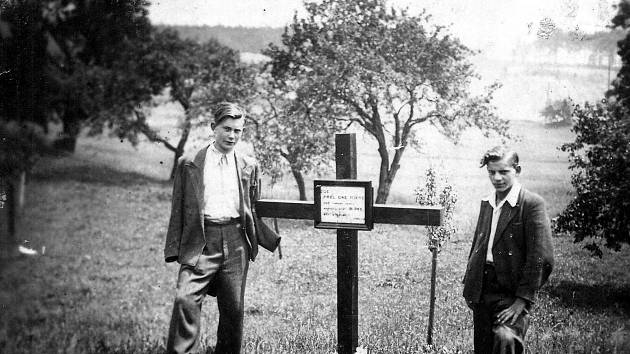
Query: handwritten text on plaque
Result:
<box><xmin>320</xmin><ymin>186</ymin><xmax>366</xmax><ymax>224</ymax></box>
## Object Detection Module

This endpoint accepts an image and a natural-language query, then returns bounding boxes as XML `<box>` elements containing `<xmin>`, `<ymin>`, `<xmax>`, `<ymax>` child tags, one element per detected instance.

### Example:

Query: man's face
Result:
<box><xmin>486</xmin><ymin>157</ymin><xmax>520</xmax><ymax>193</ymax></box>
<box><xmin>212</xmin><ymin>117</ymin><xmax>244</xmax><ymax>153</ymax></box>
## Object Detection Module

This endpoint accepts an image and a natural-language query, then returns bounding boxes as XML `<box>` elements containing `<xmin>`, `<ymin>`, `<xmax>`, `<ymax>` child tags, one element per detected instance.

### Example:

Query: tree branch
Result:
<box><xmin>133</xmin><ymin>110</ymin><xmax>177</xmax><ymax>152</ymax></box>
<box><xmin>332</xmin><ymin>91</ymin><xmax>371</xmax><ymax>125</ymax></box>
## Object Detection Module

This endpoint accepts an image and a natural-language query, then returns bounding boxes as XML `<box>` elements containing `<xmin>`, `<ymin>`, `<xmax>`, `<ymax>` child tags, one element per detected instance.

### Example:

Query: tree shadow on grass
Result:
<box><xmin>30</xmin><ymin>162</ymin><xmax>170</xmax><ymax>187</ymax></box>
<box><xmin>546</xmin><ymin>280</ymin><xmax>630</xmax><ymax>315</ymax></box>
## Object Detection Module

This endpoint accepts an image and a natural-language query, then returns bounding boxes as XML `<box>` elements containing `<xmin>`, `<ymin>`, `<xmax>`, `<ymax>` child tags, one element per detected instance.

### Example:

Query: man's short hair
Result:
<box><xmin>480</xmin><ymin>146</ymin><xmax>519</xmax><ymax>168</ymax></box>
<box><xmin>213</xmin><ymin>102</ymin><xmax>245</xmax><ymax>126</ymax></box>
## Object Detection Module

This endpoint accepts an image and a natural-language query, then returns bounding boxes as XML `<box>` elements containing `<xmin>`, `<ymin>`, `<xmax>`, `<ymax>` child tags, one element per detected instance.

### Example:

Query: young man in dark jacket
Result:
<box><xmin>463</xmin><ymin>146</ymin><xmax>554</xmax><ymax>353</ymax></box>
<box><xmin>164</xmin><ymin>102</ymin><xmax>280</xmax><ymax>354</ymax></box>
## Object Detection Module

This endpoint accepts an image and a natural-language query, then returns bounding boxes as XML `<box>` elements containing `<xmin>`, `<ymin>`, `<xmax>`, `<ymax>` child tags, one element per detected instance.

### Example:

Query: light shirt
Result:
<box><xmin>203</xmin><ymin>143</ymin><xmax>240</xmax><ymax>220</ymax></box>
<box><xmin>482</xmin><ymin>182</ymin><xmax>521</xmax><ymax>263</ymax></box>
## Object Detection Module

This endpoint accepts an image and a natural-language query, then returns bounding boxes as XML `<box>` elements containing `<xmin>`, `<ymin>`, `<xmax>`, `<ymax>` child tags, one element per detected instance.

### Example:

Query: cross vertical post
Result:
<box><xmin>335</xmin><ymin>133</ymin><xmax>358</xmax><ymax>354</ymax></box>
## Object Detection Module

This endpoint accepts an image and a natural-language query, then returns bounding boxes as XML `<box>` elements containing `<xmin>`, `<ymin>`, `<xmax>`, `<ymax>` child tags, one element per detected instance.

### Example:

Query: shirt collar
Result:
<box><xmin>482</xmin><ymin>182</ymin><xmax>521</xmax><ymax>208</ymax></box>
<box><xmin>207</xmin><ymin>142</ymin><xmax>235</xmax><ymax>166</ymax></box>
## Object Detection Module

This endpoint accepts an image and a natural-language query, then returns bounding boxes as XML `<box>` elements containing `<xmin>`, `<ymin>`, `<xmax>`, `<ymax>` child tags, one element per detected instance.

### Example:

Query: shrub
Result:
<box><xmin>414</xmin><ymin>167</ymin><xmax>458</xmax><ymax>252</ymax></box>
<box><xmin>555</xmin><ymin>101</ymin><xmax>630</xmax><ymax>256</ymax></box>
<box><xmin>541</xmin><ymin>98</ymin><xmax>574</xmax><ymax>127</ymax></box>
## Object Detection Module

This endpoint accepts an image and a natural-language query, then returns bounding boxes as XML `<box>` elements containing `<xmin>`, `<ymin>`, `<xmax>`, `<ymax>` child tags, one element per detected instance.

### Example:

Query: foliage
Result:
<box><xmin>609</xmin><ymin>0</ymin><xmax>630</xmax><ymax>103</ymax></box>
<box><xmin>414</xmin><ymin>167</ymin><xmax>457</xmax><ymax>252</ymax></box>
<box><xmin>555</xmin><ymin>102</ymin><xmax>630</xmax><ymax>256</ymax></box>
<box><xmin>555</xmin><ymin>1</ymin><xmax>630</xmax><ymax>256</ymax></box>
<box><xmin>77</xmin><ymin>28</ymin><xmax>180</xmax><ymax>144</ymax></box>
<box><xmin>80</xmin><ymin>25</ymin><xmax>253</xmax><ymax>179</ymax></box>
<box><xmin>0</xmin><ymin>1</ymin><xmax>256</xmax><ymax>181</ymax></box>
<box><xmin>0</xmin><ymin>0</ymin><xmax>54</xmax><ymax>129</ymax></box>
<box><xmin>0</xmin><ymin>121</ymin><xmax>48</xmax><ymax>176</ymax></box>
<box><xmin>0</xmin><ymin>0</ymin><xmax>156</xmax><ymax>152</ymax></box>
<box><xmin>158</xmin><ymin>35</ymin><xmax>254</xmax><ymax>178</ymax></box>
<box><xmin>247</xmin><ymin>71</ymin><xmax>335</xmax><ymax>200</ymax></box>
<box><xmin>541</xmin><ymin>98</ymin><xmax>574</xmax><ymax>127</ymax></box>
<box><xmin>264</xmin><ymin>0</ymin><xmax>509</xmax><ymax>203</ymax></box>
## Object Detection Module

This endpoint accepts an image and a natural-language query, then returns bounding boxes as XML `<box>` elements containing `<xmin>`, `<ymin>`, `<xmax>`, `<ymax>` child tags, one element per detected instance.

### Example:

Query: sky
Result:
<box><xmin>148</xmin><ymin>0</ymin><xmax>619</xmax><ymax>50</ymax></box>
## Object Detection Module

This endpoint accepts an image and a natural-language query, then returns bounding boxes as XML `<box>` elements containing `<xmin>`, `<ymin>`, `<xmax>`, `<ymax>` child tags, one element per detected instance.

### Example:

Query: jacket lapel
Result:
<box><xmin>234</xmin><ymin>153</ymin><xmax>246</xmax><ymax>220</ymax></box>
<box><xmin>492</xmin><ymin>189</ymin><xmax>523</xmax><ymax>247</ymax></box>
<box><xmin>475</xmin><ymin>201</ymin><xmax>493</xmax><ymax>250</ymax></box>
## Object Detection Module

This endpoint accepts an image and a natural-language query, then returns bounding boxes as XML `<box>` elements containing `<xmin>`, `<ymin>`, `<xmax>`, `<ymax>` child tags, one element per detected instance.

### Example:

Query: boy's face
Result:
<box><xmin>212</xmin><ymin>117</ymin><xmax>244</xmax><ymax>154</ymax></box>
<box><xmin>486</xmin><ymin>156</ymin><xmax>520</xmax><ymax>193</ymax></box>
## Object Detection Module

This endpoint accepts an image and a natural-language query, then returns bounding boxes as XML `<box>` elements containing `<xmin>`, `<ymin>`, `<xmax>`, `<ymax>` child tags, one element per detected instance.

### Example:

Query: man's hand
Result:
<box><xmin>495</xmin><ymin>297</ymin><xmax>527</xmax><ymax>325</ymax></box>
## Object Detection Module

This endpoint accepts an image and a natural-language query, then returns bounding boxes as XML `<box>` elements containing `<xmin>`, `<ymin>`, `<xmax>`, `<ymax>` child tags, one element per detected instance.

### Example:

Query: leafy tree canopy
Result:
<box><xmin>0</xmin><ymin>0</ymin><xmax>156</xmax><ymax>153</ymax></box>
<box><xmin>556</xmin><ymin>102</ymin><xmax>630</xmax><ymax>256</ymax></box>
<box><xmin>248</xmin><ymin>71</ymin><xmax>336</xmax><ymax>200</ymax></box>
<box><xmin>93</xmin><ymin>26</ymin><xmax>254</xmax><ymax>179</ymax></box>
<box><xmin>265</xmin><ymin>0</ymin><xmax>508</xmax><ymax>203</ymax></box>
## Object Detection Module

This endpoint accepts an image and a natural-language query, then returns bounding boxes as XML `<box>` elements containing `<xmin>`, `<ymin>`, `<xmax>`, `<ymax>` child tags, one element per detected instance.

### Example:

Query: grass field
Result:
<box><xmin>1</xmin><ymin>120</ymin><xmax>629</xmax><ymax>354</ymax></box>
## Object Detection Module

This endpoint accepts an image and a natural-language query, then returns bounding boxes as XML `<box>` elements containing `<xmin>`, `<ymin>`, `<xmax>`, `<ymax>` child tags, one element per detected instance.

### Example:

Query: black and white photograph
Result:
<box><xmin>1</xmin><ymin>0</ymin><xmax>629</xmax><ymax>353</ymax></box>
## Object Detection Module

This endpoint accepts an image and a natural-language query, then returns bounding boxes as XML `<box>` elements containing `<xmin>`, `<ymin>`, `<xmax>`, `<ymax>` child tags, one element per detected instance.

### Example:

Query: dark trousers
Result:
<box><xmin>167</xmin><ymin>221</ymin><xmax>249</xmax><ymax>354</ymax></box>
<box><xmin>473</xmin><ymin>264</ymin><xmax>529</xmax><ymax>354</ymax></box>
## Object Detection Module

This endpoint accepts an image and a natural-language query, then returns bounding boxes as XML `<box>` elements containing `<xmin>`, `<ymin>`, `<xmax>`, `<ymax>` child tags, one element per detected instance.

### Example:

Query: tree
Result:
<box><xmin>0</xmin><ymin>0</ymin><xmax>54</xmax><ymax>130</ymax></box>
<box><xmin>531</xmin><ymin>28</ymin><xmax>623</xmax><ymax>67</ymax></box>
<box><xmin>414</xmin><ymin>167</ymin><xmax>457</xmax><ymax>345</ymax></box>
<box><xmin>45</xmin><ymin>22</ymin><xmax>252</xmax><ymax>179</ymax></box>
<box><xmin>556</xmin><ymin>102</ymin><xmax>629</xmax><ymax>256</ymax></box>
<box><xmin>608</xmin><ymin>0</ymin><xmax>630</xmax><ymax>103</ymax></box>
<box><xmin>0</xmin><ymin>121</ymin><xmax>50</xmax><ymax>258</ymax></box>
<box><xmin>0</xmin><ymin>0</ymin><xmax>157</xmax><ymax>152</ymax></box>
<box><xmin>1</xmin><ymin>1</ymin><xmax>252</xmax><ymax>181</ymax></box>
<box><xmin>541</xmin><ymin>98</ymin><xmax>574</xmax><ymax>127</ymax></box>
<box><xmin>147</xmin><ymin>31</ymin><xmax>252</xmax><ymax>179</ymax></box>
<box><xmin>0</xmin><ymin>0</ymin><xmax>175</xmax><ymax>252</ymax></box>
<box><xmin>265</xmin><ymin>0</ymin><xmax>508</xmax><ymax>203</ymax></box>
<box><xmin>555</xmin><ymin>1</ymin><xmax>630</xmax><ymax>256</ymax></box>
<box><xmin>247</xmin><ymin>72</ymin><xmax>335</xmax><ymax>200</ymax></box>
<box><xmin>160</xmin><ymin>36</ymin><xmax>253</xmax><ymax>179</ymax></box>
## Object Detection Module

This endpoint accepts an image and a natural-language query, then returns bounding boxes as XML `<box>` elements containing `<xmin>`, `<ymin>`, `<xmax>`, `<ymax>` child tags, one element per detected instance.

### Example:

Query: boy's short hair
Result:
<box><xmin>213</xmin><ymin>102</ymin><xmax>245</xmax><ymax>126</ymax></box>
<box><xmin>480</xmin><ymin>146</ymin><xmax>520</xmax><ymax>168</ymax></box>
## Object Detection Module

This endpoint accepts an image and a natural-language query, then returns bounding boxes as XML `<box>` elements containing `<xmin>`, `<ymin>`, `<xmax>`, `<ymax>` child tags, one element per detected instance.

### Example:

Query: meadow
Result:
<box><xmin>1</xmin><ymin>117</ymin><xmax>629</xmax><ymax>354</ymax></box>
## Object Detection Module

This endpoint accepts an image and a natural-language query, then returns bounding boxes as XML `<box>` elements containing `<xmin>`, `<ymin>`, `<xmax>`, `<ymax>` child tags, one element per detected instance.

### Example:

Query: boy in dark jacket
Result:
<box><xmin>463</xmin><ymin>146</ymin><xmax>554</xmax><ymax>353</ymax></box>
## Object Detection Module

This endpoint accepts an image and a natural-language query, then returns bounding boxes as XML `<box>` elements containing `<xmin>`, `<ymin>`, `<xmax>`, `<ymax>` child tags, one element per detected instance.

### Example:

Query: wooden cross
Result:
<box><xmin>256</xmin><ymin>133</ymin><xmax>443</xmax><ymax>354</ymax></box>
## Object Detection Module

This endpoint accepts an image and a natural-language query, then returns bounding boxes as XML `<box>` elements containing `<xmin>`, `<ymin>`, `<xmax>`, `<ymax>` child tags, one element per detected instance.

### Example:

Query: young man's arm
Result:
<box><xmin>497</xmin><ymin>193</ymin><xmax>554</xmax><ymax>325</ymax></box>
<box><xmin>164</xmin><ymin>159</ymin><xmax>186</xmax><ymax>263</ymax></box>
<box><xmin>515</xmin><ymin>193</ymin><xmax>554</xmax><ymax>302</ymax></box>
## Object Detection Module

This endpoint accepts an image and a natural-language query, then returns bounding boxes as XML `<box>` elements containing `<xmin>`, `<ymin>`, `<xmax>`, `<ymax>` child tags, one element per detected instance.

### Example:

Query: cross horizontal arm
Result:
<box><xmin>256</xmin><ymin>199</ymin><xmax>443</xmax><ymax>226</ymax></box>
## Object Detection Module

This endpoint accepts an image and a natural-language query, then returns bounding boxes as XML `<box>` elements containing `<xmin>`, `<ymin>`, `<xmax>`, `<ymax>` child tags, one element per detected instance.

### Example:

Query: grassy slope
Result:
<box><xmin>1</xmin><ymin>119</ymin><xmax>629</xmax><ymax>354</ymax></box>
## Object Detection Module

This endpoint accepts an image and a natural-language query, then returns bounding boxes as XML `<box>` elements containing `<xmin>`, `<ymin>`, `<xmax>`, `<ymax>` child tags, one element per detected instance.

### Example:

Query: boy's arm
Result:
<box><xmin>164</xmin><ymin>159</ymin><xmax>185</xmax><ymax>263</ymax></box>
<box><xmin>515</xmin><ymin>194</ymin><xmax>554</xmax><ymax>303</ymax></box>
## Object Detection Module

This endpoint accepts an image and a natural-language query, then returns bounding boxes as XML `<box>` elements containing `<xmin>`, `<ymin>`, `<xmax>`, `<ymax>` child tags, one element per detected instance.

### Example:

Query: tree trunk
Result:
<box><xmin>0</xmin><ymin>172</ymin><xmax>24</xmax><ymax>258</ymax></box>
<box><xmin>374</xmin><ymin>141</ymin><xmax>405</xmax><ymax>204</ymax></box>
<box><xmin>374</xmin><ymin>126</ymin><xmax>391</xmax><ymax>204</ymax></box>
<box><xmin>376</xmin><ymin>176</ymin><xmax>392</xmax><ymax>204</ymax></box>
<box><xmin>427</xmin><ymin>247</ymin><xmax>438</xmax><ymax>345</ymax></box>
<box><xmin>55</xmin><ymin>104</ymin><xmax>85</xmax><ymax>153</ymax></box>
<box><xmin>169</xmin><ymin>117</ymin><xmax>192</xmax><ymax>180</ymax></box>
<box><xmin>290</xmin><ymin>166</ymin><xmax>307</xmax><ymax>201</ymax></box>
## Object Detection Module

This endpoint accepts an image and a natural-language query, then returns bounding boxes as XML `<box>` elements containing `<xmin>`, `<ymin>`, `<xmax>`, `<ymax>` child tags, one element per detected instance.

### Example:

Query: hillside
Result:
<box><xmin>157</xmin><ymin>25</ymin><xmax>284</xmax><ymax>53</ymax></box>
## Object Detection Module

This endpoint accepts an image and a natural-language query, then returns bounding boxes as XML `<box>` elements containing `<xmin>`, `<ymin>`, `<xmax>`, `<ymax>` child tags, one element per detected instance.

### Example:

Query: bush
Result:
<box><xmin>414</xmin><ymin>167</ymin><xmax>458</xmax><ymax>252</ymax></box>
<box><xmin>541</xmin><ymin>98</ymin><xmax>574</xmax><ymax>127</ymax></box>
<box><xmin>554</xmin><ymin>101</ymin><xmax>630</xmax><ymax>256</ymax></box>
<box><xmin>0</xmin><ymin>121</ymin><xmax>47</xmax><ymax>177</ymax></box>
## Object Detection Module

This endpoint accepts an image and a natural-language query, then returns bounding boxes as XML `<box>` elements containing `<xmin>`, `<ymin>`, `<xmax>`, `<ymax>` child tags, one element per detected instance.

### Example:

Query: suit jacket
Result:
<box><xmin>463</xmin><ymin>187</ymin><xmax>554</xmax><ymax>306</ymax></box>
<box><xmin>164</xmin><ymin>145</ymin><xmax>280</xmax><ymax>265</ymax></box>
